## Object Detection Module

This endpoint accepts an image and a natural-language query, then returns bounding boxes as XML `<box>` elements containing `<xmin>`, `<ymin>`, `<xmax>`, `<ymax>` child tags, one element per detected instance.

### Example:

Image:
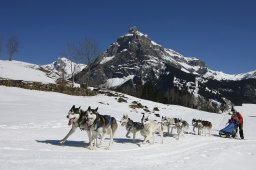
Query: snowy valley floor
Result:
<box><xmin>0</xmin><ymin>86</ymin><xmax>256</xmax><ymax>170</ymax></box>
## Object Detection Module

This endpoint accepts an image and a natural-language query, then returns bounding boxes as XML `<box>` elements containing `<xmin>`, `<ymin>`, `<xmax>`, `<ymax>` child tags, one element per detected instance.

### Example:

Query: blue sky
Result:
<box><xmin>0</xmin><ymin>0</ymin><xmax>255</xmax><ymax>74</ymax></box>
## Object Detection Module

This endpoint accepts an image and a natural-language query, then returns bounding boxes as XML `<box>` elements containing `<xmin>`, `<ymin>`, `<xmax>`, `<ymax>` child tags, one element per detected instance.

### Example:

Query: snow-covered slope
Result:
<box><xmin>0</xmin><ymin>60</ymin><xmax>55</xmax><ymax>83</ymax></box>
<box><xmin>0</xmin><ymin>86</ymin><xmax>255</xmax><ymax>170</ymax></box>
<box><xmin>0</xmin><ymin>58</ymin><xmax>86</xmax><ymax>83</ymax></box>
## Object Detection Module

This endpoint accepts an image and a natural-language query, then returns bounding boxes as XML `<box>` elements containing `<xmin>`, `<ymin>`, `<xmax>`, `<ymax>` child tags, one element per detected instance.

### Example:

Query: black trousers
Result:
<box><xmin>238</xmin><ymin>123</ymin><xmax>244</xmax><ymax>139</ymax></box>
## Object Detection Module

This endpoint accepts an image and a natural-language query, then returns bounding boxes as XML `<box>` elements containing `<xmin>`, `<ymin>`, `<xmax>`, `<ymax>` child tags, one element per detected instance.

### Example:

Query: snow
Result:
<box><xmin>151</xmin><ymin>40</ymin><xmax>160</xmax><ymax>46</ymax></box>
<box><xmin>1</xmin><ymin>86</ymin><xmax>255</xmax><ymax>170</ymax></box>
<box><xmin>122</xmin><ymin>29</ymin><xmax>147</xmax><ymax>38</ymax></box>
<box><xmin>0</xmin><ymin>60</ymin><xmax>55</xmax><ymax>83</ymax></box>
<box><xmin>100</xmin><ymin>56</ymin><xmax>115</xmax><ymax>64</ymax></box>
<box><xmin>101</xmin><ymin>75</ymin><xmax>135</xmax><ymax>88</ymax></box>
<box><xmin>203</xmin><ymin>69</ymin><xmax>256</xmax><ymax>81</ymax></box>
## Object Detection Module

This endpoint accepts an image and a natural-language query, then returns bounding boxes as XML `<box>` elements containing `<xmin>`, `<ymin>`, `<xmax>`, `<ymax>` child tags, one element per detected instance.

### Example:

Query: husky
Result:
<box><xmin>161</xmin><ymin>116</ymin><xmax>178</xmax><ymax>135</ymax></box>
<box><xmin>162</xmin><ymin>116</ymin><xmax>188</xmax><ymax>139</ymax></box>
<box><xmin>140</xmin><ymin>114</ymin><xmax>163</xmax><ymax>144</ymax></box>
<box><xmin>59</xmin><ymin>105</ymin><xmax>90</xmax><ymax>145</ymax></box>
<box><xmin>192</xmin><ymin>119</ymin><xmax>203</xmax><ymax>135</ymax></box>
<box><xmin>85</xmin><ymin>106</ymin><xmax>118</xmax><ymax>150</ymax></box>
<box><xmin>175</xmin><ymin>119</ymin><xmax>189</xmax><ymax>140</ymax></box>
<box><xmin>201</xmin><ymin>120</ymin><xmax>212</xmax><ymax>135</ymax></box>
<box><xmin>192</xmin><ymin>119</ymin><xmax>212</xmax><ymax>136</ymax></box>
<box><xmin>162</xmin><ymin>116</ymin><xmax>189</xmax><ymax>133</ymax></box>
<box><xmin>120</xmin><ymin>114</ymin><xmax>144</xmax><ymax>143</ymax></box>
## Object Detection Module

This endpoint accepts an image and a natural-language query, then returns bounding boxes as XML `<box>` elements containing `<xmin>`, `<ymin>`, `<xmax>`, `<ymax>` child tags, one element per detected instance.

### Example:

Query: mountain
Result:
<box><xmin>41</xmin><ymin>57</ymin><xmax>86</xmax><ymax>80</ymax></box>
<box><xmin>75</xmin><ymin>26</ymin><xmax>256</xmax><ymax>112</ymax></box>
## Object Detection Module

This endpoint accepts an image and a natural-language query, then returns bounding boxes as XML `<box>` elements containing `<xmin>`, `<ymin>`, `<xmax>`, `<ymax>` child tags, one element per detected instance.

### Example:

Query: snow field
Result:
<box><xmin>0</xmin><ymin>86</ymin><xmax>256</xmax><ymax>170</ymax></box>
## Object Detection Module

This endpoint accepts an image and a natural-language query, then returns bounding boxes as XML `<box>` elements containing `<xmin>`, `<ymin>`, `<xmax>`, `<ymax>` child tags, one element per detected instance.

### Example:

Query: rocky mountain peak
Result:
<box><xmin>129</xmin><ymin>26</ymin><xmax>138</xmax><ymax>34</ymax></box>
<box><xmin>74</xmin><ymin>27</ymin><xmax>256</xmax><ymax>112</ymax></box>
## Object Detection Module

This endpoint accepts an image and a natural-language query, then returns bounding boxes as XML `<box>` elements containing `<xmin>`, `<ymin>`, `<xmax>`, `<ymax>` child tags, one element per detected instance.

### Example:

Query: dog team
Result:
<box><xmin>59</xmin><ymin>105</ymin><xmax>213</xmax><ymax>150</ymax></box>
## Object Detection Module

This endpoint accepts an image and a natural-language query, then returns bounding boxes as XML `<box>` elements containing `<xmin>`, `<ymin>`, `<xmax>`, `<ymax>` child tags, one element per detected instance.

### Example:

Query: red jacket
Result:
<box><xmin>236</xmin><ymin>112</ymin><xmax>243</xmax><ymax>124</ymax></box>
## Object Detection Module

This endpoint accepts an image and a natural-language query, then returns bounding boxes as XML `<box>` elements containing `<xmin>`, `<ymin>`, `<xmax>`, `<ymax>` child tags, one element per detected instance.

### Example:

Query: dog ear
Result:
<box><xmin>78</xmin><ymin>106</ymin><xmax>81</xmax><ymax>109</ymax></box>
<box><xmin>95</xmin><ymin>107</ymin><xmax>98</xmax><ymax>112</ymax></box>
<box><xmin>72</xmin><ymin>105</ymin><xmax>75</xmax><ymax>109</ymax></box>
<box><xmin>88</xmin><ymin>106</ymin><xmax>91</xmax><ymax>111</ymax></box>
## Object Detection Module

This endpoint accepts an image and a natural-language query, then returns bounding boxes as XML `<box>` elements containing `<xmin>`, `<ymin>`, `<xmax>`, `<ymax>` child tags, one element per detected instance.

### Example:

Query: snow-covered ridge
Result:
<box><xmin>0</xmin><ymin>58</ymin><xmax>86</xmax><ymax>83</ymax></box>
<box><xmin>203</xmin><ymin>69</ymin><xmax>256</xmax><ymax>81</ymax></box>
<box><xmin>0</xmin><ymin>60</ymin><xmax>55</xmax><ymax>83</ymax></box>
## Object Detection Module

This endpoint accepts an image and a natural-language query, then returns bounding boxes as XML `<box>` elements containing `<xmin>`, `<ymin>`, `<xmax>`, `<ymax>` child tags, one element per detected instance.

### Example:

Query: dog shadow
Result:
<box><xmin>114</xmin><ymin>138</ymin><xmax>143</xmax><ymax>144</ymax></box>
<box><xmin>163</xmin><ymin>132</ymin><xmax>176</xmax><ymax>137</ymax></box>
<box><xmin>36</xmin><ymin>140</ymin><xmax>88</xmax><ymax>148</ymax></box>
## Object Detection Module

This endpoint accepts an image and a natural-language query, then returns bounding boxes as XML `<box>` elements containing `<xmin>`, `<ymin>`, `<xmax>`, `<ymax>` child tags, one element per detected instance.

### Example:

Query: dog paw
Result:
<box><xmin>87</xmin><ymin>146</ymin><xmax>94</xmax><ymax>150</ymax></box>
<box><xmin>59</xmin><ymin>140</ymin><xmax>65</xmax><ymax>145</ymax></box>
<box><xmin>138</xmin><ymin>143</ymin><xmax>143</xmax><ymax>147</ymax></box>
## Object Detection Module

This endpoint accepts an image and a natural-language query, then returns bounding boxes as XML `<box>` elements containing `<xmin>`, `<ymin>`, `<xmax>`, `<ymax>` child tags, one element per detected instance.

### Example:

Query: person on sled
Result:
<box><xmin>229</xmin><ymin>107</ymin><xmax>244</xmax><ymax>139</ymax></box>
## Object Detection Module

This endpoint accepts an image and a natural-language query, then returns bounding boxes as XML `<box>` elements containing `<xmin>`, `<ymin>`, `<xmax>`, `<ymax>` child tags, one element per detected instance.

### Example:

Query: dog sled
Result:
<box><xmin>219</xmin><ymin>121</ymin><xmax>238</xmax><ymax>138</ymax></box>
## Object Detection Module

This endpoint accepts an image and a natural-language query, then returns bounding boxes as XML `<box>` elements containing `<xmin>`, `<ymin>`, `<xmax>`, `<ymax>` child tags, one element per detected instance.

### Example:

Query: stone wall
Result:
<box><xmin>0</xmin><ymin>79</ymin><xmax>96</xmax><ymax>96</ymax></box>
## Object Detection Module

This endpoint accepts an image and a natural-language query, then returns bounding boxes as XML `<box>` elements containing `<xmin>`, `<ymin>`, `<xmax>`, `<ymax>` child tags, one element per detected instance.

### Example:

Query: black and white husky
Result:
<box><xmin>162</xmin><ymin>116</ymin><xmax>189</xmax><ymax>139</ymax></box>
<box><xmin>85</xmin><ymin>106</ymin><xmax>118</xmax><ymax>150</ymax></box>
<box><xmin>59</xmin><ymin>105</ymin><xmax>90</xmax><ymax>145</ymax></box>
<box><xmin>140</xmin><ymin>114</ymin><xmax>163</xmax><ymax>144</ymax></box>
<box><xmin>120</xmin><ymin>114</ymin><xmax>144</xmax><ymax>143</ymax></box>
<box><xmin>161</xmin><ymin>116</ymin><xmax>177</xmax><ymax>135</ymax></box>
<box><xmin>175</xmin><ymin>119</ymin><xmax>189</xmax><ymax>140</ymax></box>
<box><xmin>192</xmin><ymin>119</ymin><xmax>212</xmax><ymax>136</ymax></box>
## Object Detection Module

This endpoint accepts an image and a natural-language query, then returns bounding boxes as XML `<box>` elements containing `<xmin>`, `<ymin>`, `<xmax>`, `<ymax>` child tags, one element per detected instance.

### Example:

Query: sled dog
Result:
<box><xmin>162</xmin><ymin>116</ymin><xmax>189</xmax><ymax>139</ymax></box>
<box><xmin>192</xmin><ymin>119</ymin><xmax>212</xmax><ymax>135</ymax></box>
<box><xmin>59</xmin><ymin>105</ymin><xmax>90</xmax><ymax>145</ymax></box>
<box><xmin>175</xmin><ymin>119</ymin><xmax>189</xmax><ymax>140</ymax></box>
<box><xmin>120</xmin><ymin>114</ymin><xmax>144</xmax><ymax>143</ymax></box>
<box><xmin>85</xmin><ymin>106</ymin><xmax>118</xmax><ymax>150</ymax></box>
<box><xmin>140</xmin><ymin>114</ymin><xmax>163</xmax><ymax>144</ymax></box>
<box><xmin>161</xmin><ymin>116</ymin><xmax>178</xmax><ymax>135</ymax></box>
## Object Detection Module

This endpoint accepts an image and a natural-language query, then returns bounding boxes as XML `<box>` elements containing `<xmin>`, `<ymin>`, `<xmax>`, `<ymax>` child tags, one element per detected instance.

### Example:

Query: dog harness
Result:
<box><xmin>94</xmin><ymin>116</ymin><xmax>112</xmax><ymax>132</ymax></box>
<box><xmin>127</xmin><ymin>119</ymin><xmax>144</xmax><ymax>132</ymax></box>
